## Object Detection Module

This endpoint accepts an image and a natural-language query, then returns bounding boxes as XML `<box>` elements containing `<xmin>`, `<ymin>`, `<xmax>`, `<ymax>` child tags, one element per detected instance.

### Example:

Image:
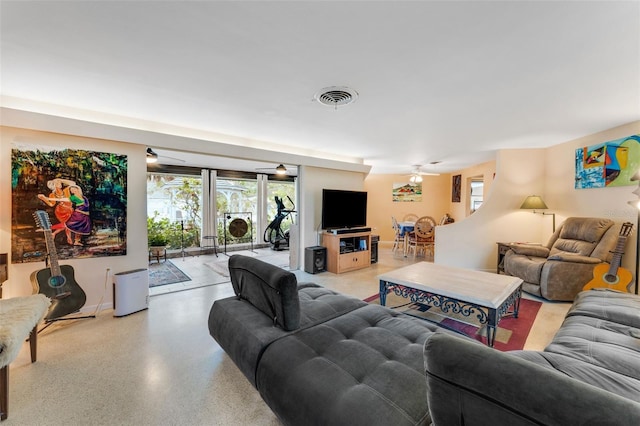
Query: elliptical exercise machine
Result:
<box><xmin>264</xmin><ymin>195</ymin><xmax>295</xmax><ymax>251</ymax></box>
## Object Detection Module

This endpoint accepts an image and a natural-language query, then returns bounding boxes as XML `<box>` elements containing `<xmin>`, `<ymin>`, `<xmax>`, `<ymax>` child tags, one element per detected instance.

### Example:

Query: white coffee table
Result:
<box><xmin>378</xmin><ymin>262</ymin><xmax>523</xmax><ymax>347</ymax></box>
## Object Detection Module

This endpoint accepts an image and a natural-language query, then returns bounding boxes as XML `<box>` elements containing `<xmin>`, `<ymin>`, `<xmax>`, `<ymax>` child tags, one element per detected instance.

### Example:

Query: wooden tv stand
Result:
<box><xmin>322</xmin><ymin>230</ymin><xmax>371</xmax><ymax>274</ymax></box>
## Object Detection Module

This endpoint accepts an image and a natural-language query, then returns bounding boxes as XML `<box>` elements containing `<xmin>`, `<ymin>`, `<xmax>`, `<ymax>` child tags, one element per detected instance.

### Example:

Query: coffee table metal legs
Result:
<box><xmin>378</xmin><ymin>280</ymin><xmax>522</xmax><ymax>347</ymax></box>
<box><xmin>486</xmin><ymin>287</ymin><xmax>522</xmax><ymax>347</ymax></box>
<box><xmin>379</xmin><ymin>280</ymin><xmax>389</xmax><ymax>306</ymax></box>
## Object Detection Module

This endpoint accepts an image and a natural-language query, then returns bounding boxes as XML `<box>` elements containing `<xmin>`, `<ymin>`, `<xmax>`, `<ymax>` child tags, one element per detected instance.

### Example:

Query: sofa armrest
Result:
<box><xmin>547</xmin><ymin>253</ymin><xmax>602</xmax><ymax>264</ymax></box>
<box><xmin>508</xmin><ymin>243</ymin><xmax>550</xmax><ymax>257</ymax></box>
<box><xmin>424</xmin><ymin>333</ymin><xmax>640</xmax><ymax>426</ymax></box>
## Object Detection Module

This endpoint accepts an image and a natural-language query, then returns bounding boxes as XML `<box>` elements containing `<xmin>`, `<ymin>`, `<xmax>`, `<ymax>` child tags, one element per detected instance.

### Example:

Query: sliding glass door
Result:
<box><xmin>147</xmin><ymin>170</ymin><xmax>296</xmax><ymax>250</ymax></box>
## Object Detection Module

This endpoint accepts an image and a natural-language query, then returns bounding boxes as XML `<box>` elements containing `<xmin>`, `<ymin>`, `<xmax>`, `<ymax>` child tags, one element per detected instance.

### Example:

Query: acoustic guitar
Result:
<box><xmin>583</xmin><ymin>222</ymin><xmax>634</xmax><ymax>292</ymax></box>
<box><xmin>31</xmin><ymin>210</ymin><xmax>87</xmax><ymax>321</ymax></box>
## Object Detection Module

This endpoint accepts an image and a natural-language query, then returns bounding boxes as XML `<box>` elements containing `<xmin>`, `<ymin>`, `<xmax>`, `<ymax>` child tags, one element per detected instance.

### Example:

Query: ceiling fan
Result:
<box><xmin>405</xmin><ymin>165</ymin><xmax>440</xmax><ymax>183</ymax></box>
<box><xmin>255</xmin><ymin>164</ymin><xmax>288</xmax><ymax>175</ymax></box>
<box><xmin>146</xmin><ymin>148</ymin><xmax>186</xmax><ymax>164</ymax></box>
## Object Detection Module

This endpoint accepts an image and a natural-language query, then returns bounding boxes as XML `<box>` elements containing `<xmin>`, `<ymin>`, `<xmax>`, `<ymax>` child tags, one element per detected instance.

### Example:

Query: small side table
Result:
<box><xmin>149</xmin><ymin>247</ymin><xmax>167</xmax><ymax>264</ymax></box>
<box><xmin>496</xmin><ymin>242</ymin><xmax>511</xmax><ymax>274</ymax></box>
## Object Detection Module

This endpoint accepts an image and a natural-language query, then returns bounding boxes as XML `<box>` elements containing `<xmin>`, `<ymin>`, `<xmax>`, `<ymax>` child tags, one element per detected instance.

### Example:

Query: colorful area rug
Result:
<box><xmin>148</xmin><ymin>260</ymin><xmax>192</xmax><ymax>287</ymax></box>
<box><xmin>365</xmin><ymin>292</ymin><xmax>542</xmax><ymax>351</ymax></box>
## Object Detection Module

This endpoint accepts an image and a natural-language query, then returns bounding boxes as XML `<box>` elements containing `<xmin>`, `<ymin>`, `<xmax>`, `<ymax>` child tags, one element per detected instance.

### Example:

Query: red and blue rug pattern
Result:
<box><xmin>365</xmin><ymin>292</ymin><xmax>542</xmax><ymax>351</ymax></box>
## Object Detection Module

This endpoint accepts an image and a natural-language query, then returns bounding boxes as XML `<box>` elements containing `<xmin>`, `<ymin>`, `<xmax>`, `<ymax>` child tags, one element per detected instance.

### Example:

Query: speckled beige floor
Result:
<box><xmin>4</xmin><ymin>244</ymin><xmax>569</xmax><ymax>425</ymax></box>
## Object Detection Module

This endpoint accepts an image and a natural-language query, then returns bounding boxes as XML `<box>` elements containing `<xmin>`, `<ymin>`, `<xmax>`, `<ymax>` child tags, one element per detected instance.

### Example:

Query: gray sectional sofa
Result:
<box><xmin>424</xmin><ymin>288</ymin><xmax>640</xmax><ymax>425</ymax></box>
<box><xmin>209</xmin><ymin>254</ymin><xmax>463</xmax><ymax>425</ymax></box>
<box><xmin>209</xmin><ymin>255</ymin><xmax>640</xmax><ymax>425</ymax></box>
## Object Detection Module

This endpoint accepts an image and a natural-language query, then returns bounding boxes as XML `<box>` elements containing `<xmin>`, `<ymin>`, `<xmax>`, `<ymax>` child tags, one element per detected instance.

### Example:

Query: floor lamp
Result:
<box><xmin>520</xmin><ymin>195</ymin><xmax>556</xmax><ymax>232</ymax></box>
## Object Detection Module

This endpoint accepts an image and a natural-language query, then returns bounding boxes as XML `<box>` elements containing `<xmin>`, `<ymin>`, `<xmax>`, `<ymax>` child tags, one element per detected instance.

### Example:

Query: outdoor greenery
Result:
<box><xmin>147</xmin><ymin>175</ymin><xmax>201</xmax><ymax>249</ymax></box>
<box><xmin>147</xmin><ymin>173</ymin><xmax>295</xmax><ymax>249</ymax></box>
<box><xmin>147</xmin><ymin>213</ymin><xmax>199</xmax><ymax>249</ymax></box>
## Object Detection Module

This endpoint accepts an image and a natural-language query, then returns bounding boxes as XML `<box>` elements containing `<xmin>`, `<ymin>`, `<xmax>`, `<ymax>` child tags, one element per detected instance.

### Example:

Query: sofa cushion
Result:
<box><xmin>424</xmin><ymin>332</ymin><xmax>640</xmax><ymax>426</ymax></box>
<box><xmin>208</xmin><ymin>295</ymin><xmax>289</xmax><ymax>387</ymax></box>
<box><xmin>209</xmin><ymin>284</ymin><xmax>368</xmax><ymax>388</ymax></box>
<box><xmin>229</xmin><ymin>254</ymin><xmax>300</xmax><ymax>331</ymax></box>
<box><xmin>549</xmin><ymin>217</ymin><xmax>614</xmax><ymax>257</ymax></box>
<box><xmin>256</xmin><ymin>304</ymin><xmax>447</xmax><ymax>426</ymax></box>
<box><xmin>549</xmin><ymin>238</ymin><xmax>598</xmax><ymax>257</ymax></box>
<box><xmin>558</xmin><ymin>217</ymin><xmax>613</xmax><ymax>243</ymax></box>
<box><xmin>298</xmin><ymin>285</ymin><xmax>367</xmax><ymax>327</ymax></box>
<box><xmin>543</xmin><ymin>315</ymin><xmax>640</xmax><ymax>402</ymax></box>
<box><xmin>567</xmin><ymin>289</ymin><xmax>640</xmax><ymax>328</ymax></box>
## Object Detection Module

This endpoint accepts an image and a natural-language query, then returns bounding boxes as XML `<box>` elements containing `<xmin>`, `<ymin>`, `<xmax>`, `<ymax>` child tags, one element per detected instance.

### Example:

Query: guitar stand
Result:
<box><xmin>38</xmin><ymin>312</ymin><xmax>96</xmax><ymax>333</ymax></box>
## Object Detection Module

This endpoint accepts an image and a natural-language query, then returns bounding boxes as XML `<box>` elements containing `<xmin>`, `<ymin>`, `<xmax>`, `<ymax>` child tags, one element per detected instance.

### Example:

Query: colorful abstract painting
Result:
<box><xmin>575</xmin><ymin>134</ymin><xmax>640</xmax><ymax>189</ymax></box>
<box><xmin>11</xmin><ymin>146</ymin><xmax>127</xmax><ymax>263</ymax></box>
<box><xmin>393</xmin><ymin>183</ymin><xmax>422</xmax><ymax>202</ymax></box>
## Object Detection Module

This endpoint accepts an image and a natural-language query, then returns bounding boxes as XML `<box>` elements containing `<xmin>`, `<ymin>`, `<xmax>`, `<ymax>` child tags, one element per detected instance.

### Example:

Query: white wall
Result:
<box><xmin>364</xmin><ymin>173</ymin><xmax>451</xmax><ymax>243</ymax></box>
<box><xmin>449</xmin><ymin>161</ymin><xmax>496</xmax><ymax>221</ymax></box>
<box><xmin>436</xmin><ymin>148</ymin><xmax>547</xmax><ymax>271</ymax></box>
<box><xmin>297</xmin><ymin>165</ymin><xmax>367</xmax><ymax>266</ymax></box>
<box><xmin>5</xmin><ymin>118</ymin><xmax>638</xmax><ymax>300</ymax></box>
<box><xmin>1</xmin><ymin>126</ymin><xmax>370</xmax><ymax>308</ymax></box>
<box><xmin>545</xmin><ymin>121</ymin><xmax>640</xmax><ymax>275</ymax></box>
<box><xmin>0</xmin><ymin>127</ymin><xmax>148</xmax><ymax>309</ymax></box>
<box><xmin>436</xmin><ymin>121</ymin><xmax>640</xmax><ymax>277</ymax></box>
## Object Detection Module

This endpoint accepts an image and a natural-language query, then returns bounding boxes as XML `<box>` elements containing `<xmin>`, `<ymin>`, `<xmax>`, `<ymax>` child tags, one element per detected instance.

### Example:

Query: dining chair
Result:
<box><xmin>407</xmin><ymin>216</ymin><xmax>436</xmax><ymax>258</ymax></box>
<box><xmin>391</xmin><ymin>216</ymin><xmax>402</xmax><ymax>252</ymax></box>
<box><xmin>439</xmin><ymin>213</ymin><xmax>455</xmax><ymax>225</ymax></box>
<box><xmin>403</xmin><ymin>213</ymin><xmax>419</xmax><ymax>222</ymax></box>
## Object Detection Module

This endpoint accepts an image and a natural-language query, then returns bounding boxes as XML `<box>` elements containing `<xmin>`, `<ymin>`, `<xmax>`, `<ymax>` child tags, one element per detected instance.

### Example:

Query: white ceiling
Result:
<box><xmin>1</xmin><ymin>1</ymin><xmax>639</xmax><ymax>175</ymax></box>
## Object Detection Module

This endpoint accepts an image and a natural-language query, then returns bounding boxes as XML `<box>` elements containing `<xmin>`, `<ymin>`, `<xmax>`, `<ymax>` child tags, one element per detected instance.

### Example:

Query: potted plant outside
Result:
<box><xmin>148</xmin><ymin>234</ymin><xmax>168</xmax><ymax>258</ymax></box>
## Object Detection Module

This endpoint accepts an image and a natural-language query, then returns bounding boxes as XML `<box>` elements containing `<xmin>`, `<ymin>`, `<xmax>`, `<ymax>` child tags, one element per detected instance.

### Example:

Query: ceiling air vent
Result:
<box><xmin>314</xmin><ymin>86</ymin><xmax>359</xmax><ymax>108</ymax></box>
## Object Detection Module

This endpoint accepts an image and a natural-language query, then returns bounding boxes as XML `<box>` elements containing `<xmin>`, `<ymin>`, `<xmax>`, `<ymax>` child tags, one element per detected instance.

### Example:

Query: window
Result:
<box><xmin>266</xmin><ymin>180</ymin><xmax>296</xmax><ymax>237</ymax></box>
<box><xmin>147</xmin><ymin>168</ymin><xmax>296</xmax><ymax>249</ymax></box>
<box><xmin>469</xmin><ymin>178</ymin><xmax>484</xmax><ymax>214</ymax></box>
<box><xmin>147</xmin><ymin>173</ymin><xmax>202</xmax><ymax>248</ymax></box>
<box><xmin>217</xmin><ymin>177</ymin><xmax>258</xmax><ymax>243</ymax></box>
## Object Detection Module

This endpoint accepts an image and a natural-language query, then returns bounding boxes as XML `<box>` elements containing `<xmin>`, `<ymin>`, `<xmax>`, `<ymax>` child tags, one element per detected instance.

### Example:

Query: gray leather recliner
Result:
<box><xmin>503</xmin><ymin>217</ymin><xmax>619</xmax><ymax>301</ymax></box>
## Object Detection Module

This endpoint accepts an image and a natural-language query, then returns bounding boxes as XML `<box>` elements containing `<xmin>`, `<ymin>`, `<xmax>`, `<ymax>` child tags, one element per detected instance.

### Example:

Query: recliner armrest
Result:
<box><xmin>547</xmin><ymin>254</ymin><xmax>602</xmax><ymax>264</ymax></box>
<box><xmin>508</xmin><ymin>243</ymin><xmax>550</xmax><ymax>257</ymax></box>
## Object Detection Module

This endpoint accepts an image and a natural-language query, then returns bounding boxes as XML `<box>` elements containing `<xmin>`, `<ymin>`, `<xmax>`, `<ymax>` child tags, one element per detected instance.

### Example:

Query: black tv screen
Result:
<box><xmin>321</xmin><ymin>189</ymin><xmax>368</xmax><ymax>230</ymax></box>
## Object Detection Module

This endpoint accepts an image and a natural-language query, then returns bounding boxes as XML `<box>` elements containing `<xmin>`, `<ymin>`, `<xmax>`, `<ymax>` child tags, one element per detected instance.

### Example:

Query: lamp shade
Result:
<box><xmin>520</xmin><ymin>195</ymin><xmax>548</xmax><ymax>210</ymax></box>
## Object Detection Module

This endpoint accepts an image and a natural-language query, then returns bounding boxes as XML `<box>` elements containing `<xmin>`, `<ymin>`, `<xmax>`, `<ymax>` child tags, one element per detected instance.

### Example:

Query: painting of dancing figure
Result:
<box><xmin>11</xmin><ymin>146</ymin><xmax>127</xmax><ymax>263</ymax></box>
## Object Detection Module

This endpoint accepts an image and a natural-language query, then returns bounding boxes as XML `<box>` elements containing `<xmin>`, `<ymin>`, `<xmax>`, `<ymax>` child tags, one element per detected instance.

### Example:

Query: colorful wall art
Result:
<box><xmin>11</xmin><ymin>146</ymin><xmax>128</xmax><ymax>263</ymax></box>
<box><xmin>575</xmin><ymin>134</ymin><xmax>640</xmax><ymax>189</ymax></box>
<box><xmin>392</xmin><ymin>183</ymin><xmax>422</xmax><ymax>202</ymax></box>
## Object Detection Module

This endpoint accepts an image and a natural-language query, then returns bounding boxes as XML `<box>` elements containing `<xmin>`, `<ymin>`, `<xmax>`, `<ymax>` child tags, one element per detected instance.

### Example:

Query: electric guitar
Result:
<box><xmin>31</xmin><ymin>210</ymin><xmax>87</xmax><ymax>321</ymax></box>
<box><xmin>583</xmin><ymin>222</ymin><xmax>634</xmax><ymax>292</ymax></box>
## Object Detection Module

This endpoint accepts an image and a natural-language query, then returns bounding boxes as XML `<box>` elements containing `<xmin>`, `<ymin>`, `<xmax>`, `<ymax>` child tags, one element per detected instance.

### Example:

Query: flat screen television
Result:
<box><xmin>321</xmin><ymin>189</ymin><xmax>368</xmax><ymax>230</ymax></box>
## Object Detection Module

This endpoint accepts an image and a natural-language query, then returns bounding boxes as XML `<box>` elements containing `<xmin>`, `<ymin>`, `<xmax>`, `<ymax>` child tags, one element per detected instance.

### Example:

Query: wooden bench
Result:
<box><xmin>0</xmin><ymin>294</ymin><xmax>50</xmax><ymax>421</ymax></box>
